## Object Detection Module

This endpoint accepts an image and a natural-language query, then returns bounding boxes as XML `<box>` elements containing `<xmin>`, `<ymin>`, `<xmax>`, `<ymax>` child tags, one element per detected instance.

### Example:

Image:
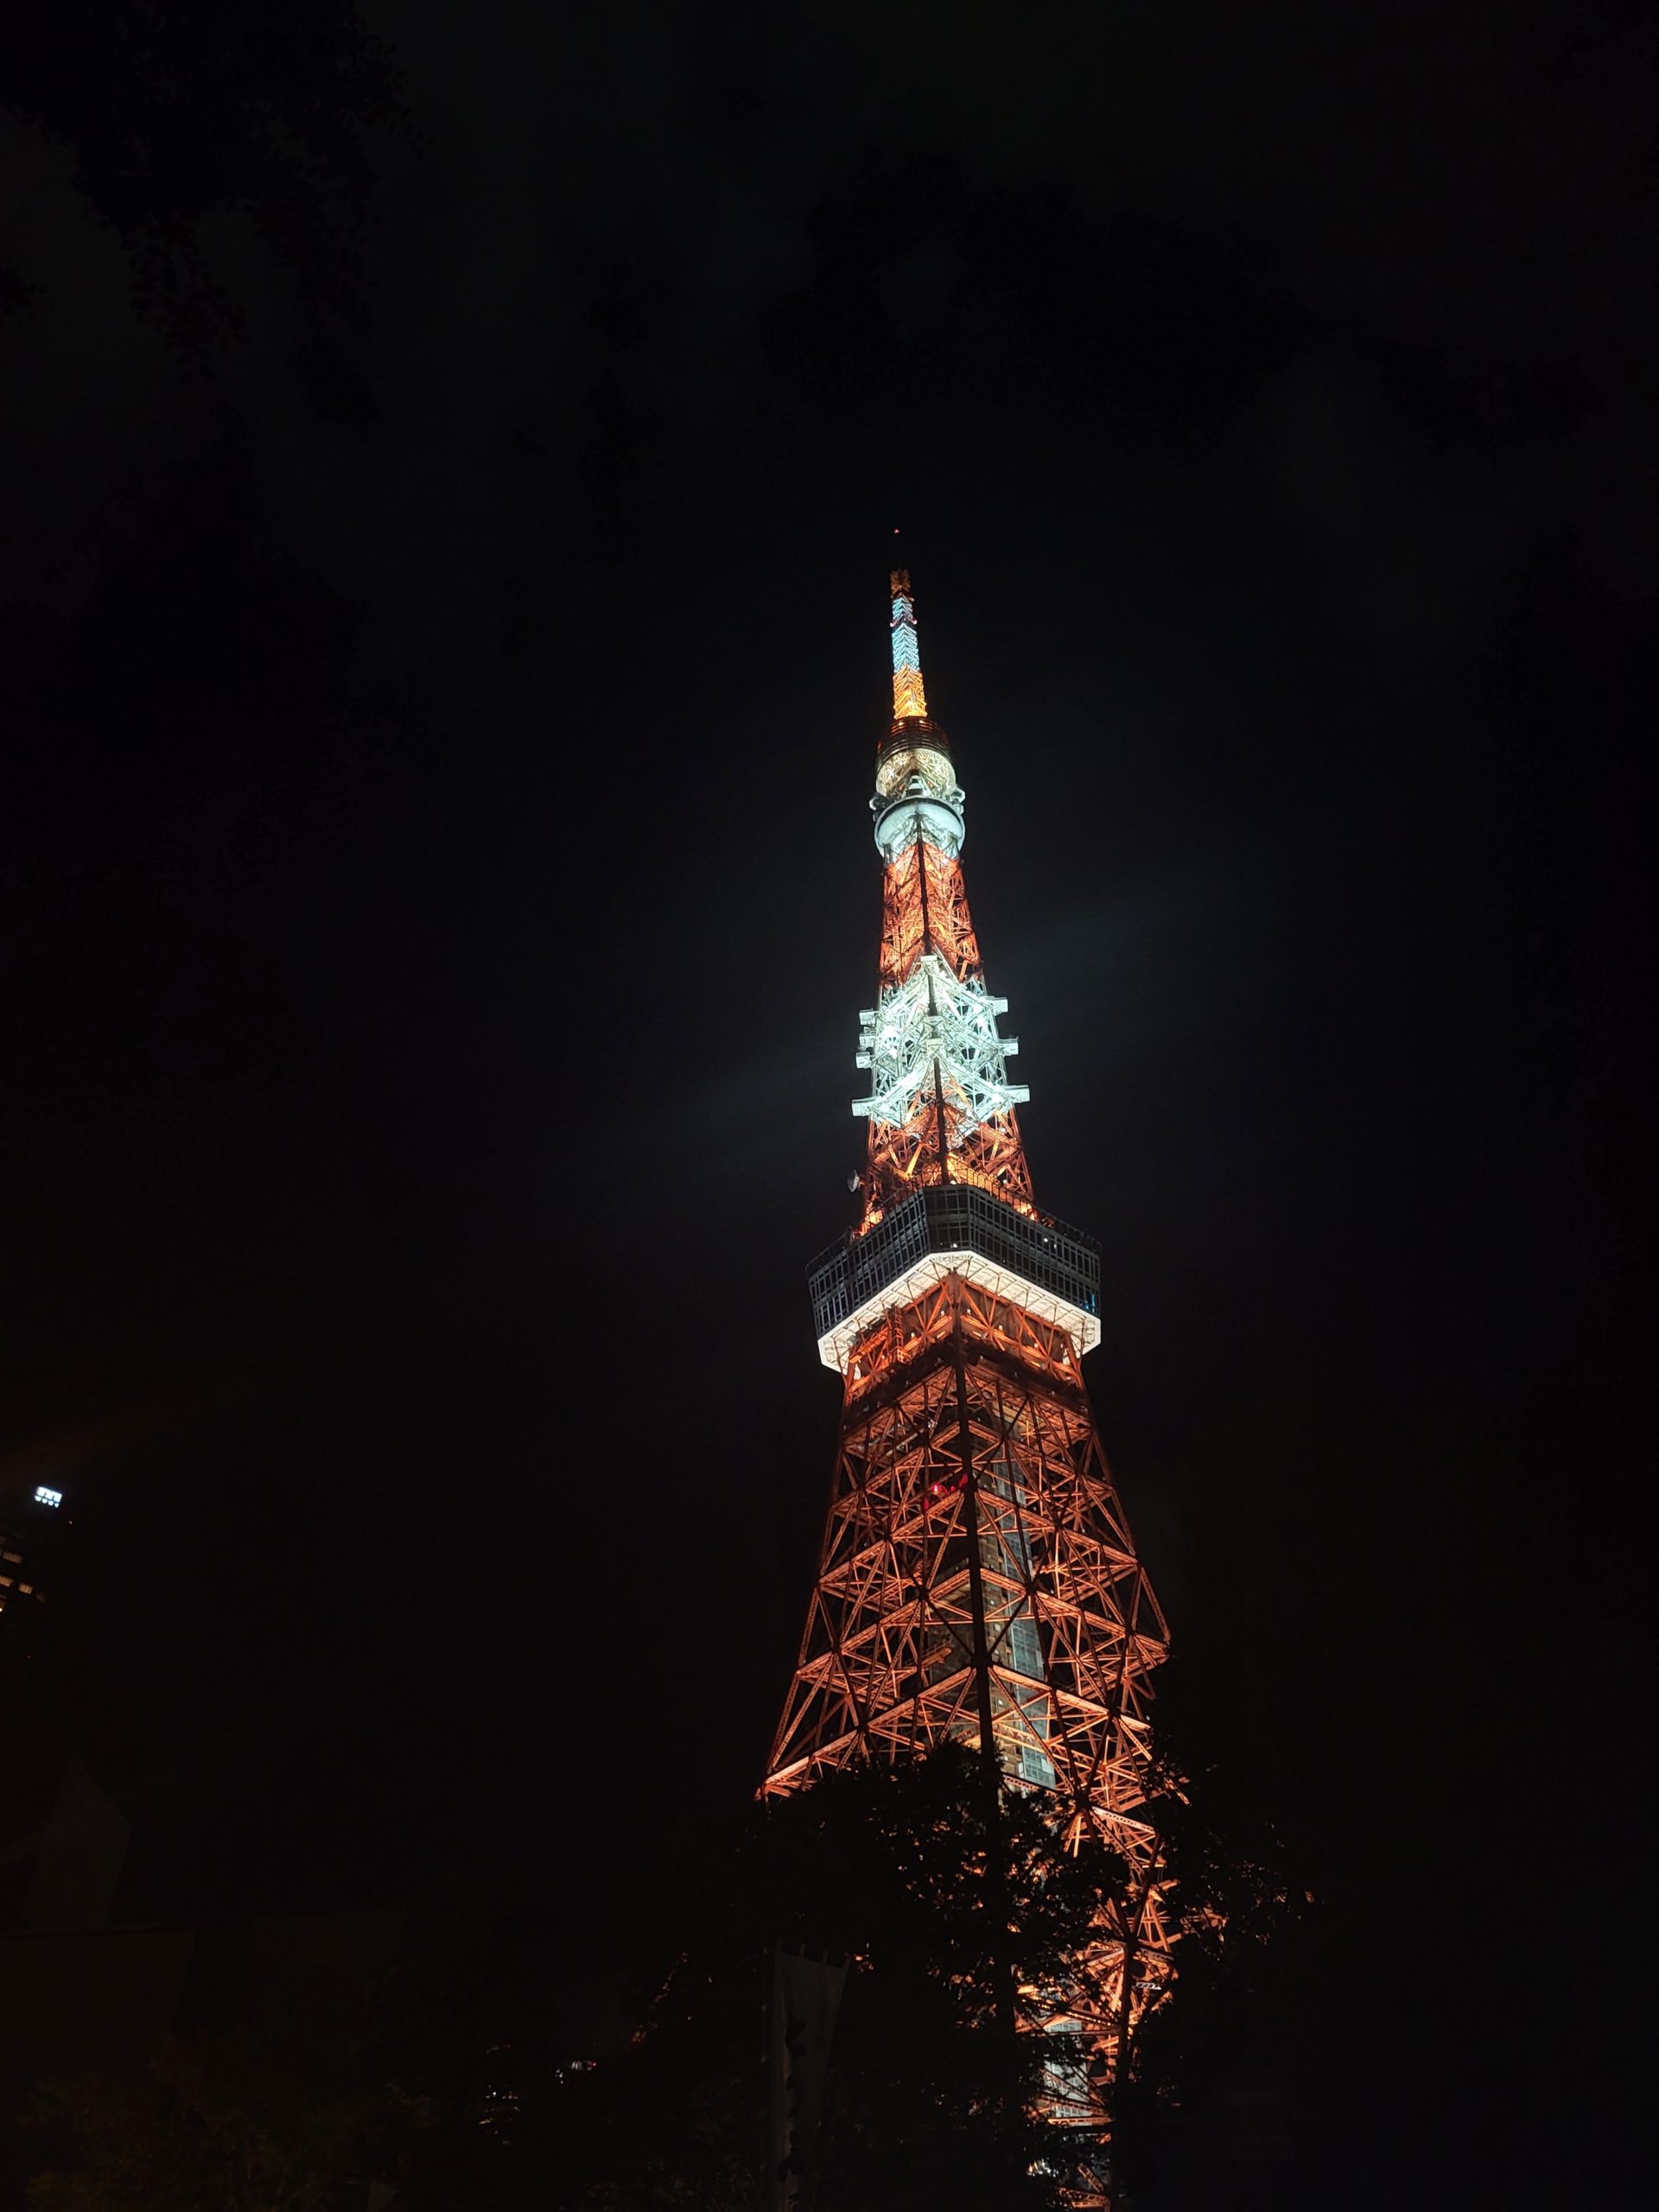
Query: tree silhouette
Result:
<box><xmin>534</xmin><ymin>1746</ymin><xmax>1144</xmax><ymax>2212</ymax></box>
<box><xmin>0</xmin><ymin>0</ymin><xmax>403</xmax><ymax>355</ymax></box>
<box><xmin>20</xmin><ymin>1747</ymin><xmax>1301</xmax><ymax>2209</ymax></box>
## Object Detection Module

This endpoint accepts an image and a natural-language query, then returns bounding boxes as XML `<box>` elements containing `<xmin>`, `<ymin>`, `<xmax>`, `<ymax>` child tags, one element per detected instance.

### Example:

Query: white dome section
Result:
<box><xmin>872</xmin><ymin>770</ymin><xmax>967</xmax><ymax>860</ymax></box>
<box><xmin>875</xmin><ymin>742</ymin><xmax>955</xmax><ymax>801</ymax></box>
<box><xmin>873</xmin><ymin>787</ymin><xmax>966</xmax><ymax>860</ymax></box>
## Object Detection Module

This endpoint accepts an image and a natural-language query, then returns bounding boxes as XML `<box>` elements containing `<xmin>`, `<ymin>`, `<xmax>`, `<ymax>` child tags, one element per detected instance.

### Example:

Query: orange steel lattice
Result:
<box><xmin>764</xmin><ymin>571</ymin><xmax>1174</xmax><ymax>2203</ymax></box>
<box><xmin>861</xmin><ymin>837</ymin><xmax>1033</xmax><ymax>1228</ymax></box>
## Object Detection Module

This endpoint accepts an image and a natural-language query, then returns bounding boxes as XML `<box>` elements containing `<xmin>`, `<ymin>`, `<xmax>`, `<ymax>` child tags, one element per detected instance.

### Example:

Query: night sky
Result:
<box><xmin>1</xmin><ymin>3</ymin><xmax>1649</xmax><ymax>2202</ymax></box>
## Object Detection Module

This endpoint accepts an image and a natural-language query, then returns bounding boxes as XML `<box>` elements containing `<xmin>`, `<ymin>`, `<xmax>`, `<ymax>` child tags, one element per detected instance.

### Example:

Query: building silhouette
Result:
<box><xmin>0</xmin><ymin>1478</ymin><xmax>69</xmax><ymax>1656</ymax></box>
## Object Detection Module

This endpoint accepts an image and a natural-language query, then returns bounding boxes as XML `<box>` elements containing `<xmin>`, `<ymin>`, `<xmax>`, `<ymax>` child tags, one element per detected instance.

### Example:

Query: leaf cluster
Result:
<box><xmin>0</xmin><ymin>0</ymin><xmax>405</xmax><ymax>353</ymax></box>
<box><xmin>25</xmin><ymin>2036</ymin><xmax>411</xmax><ymax>2212</ymax></box>
<box><xmin>538</xmin><ymin>1746</ymin><xmax>1136</xmax><ymax>2212</ymax></box>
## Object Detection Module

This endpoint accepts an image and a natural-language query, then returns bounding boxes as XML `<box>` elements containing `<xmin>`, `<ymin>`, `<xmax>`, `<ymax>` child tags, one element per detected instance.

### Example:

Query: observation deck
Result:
<box><xmin>809</xmin><ymin>1185</ymin><xmax>1101</xmax><ymax>1372</ymax></box>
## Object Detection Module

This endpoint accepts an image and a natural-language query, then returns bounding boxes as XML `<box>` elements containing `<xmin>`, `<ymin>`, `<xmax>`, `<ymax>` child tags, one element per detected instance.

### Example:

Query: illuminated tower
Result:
<box><xmin>765</xmin><ymin>570</ymin><xmax>1173</xmax><ymax>2195</ymax></box>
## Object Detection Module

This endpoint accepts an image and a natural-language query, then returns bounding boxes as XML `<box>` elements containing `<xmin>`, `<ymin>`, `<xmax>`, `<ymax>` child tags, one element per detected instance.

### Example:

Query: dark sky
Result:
<box><xmin>1</xmin><ymin>3</ymin><xmax>1650</xmax><ymax>2202</ymax></box>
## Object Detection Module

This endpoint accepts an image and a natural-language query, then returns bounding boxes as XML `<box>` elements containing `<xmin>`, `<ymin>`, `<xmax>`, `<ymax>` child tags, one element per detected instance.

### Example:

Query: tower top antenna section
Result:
<box><xmin>889</xmin><ymin>567</ymin><xmax>928</xmax><ymax>722</ymax></box>
<box><xmin>874</xmin><ymin>568</ymin><xmax>965</xmax><ymax>862</ymax></box>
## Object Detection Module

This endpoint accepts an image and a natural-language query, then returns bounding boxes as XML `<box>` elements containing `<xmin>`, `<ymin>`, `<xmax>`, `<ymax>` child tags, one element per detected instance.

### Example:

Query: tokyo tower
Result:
<box><xmin>764</xmin><ymin>568</ymin><xmax>1173</xmax><ymax>2189</ymax></box>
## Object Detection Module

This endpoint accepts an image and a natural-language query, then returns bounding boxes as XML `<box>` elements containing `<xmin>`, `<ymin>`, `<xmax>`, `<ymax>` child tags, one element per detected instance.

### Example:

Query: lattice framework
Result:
<box><xmin>767</xmin><ymin>1274</ymin><xmax>1174</xmax><ymax>2142</ymax></box>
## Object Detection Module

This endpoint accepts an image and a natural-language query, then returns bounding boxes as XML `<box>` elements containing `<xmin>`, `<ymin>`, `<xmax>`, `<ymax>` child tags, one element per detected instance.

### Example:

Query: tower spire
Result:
<box><xmin>889</xmin><ymin>566</ymin><xmax>928</xmax><ymax>723</ymax></box>
<box><xmin>861</xmin><ymin>564</ymin><xmax>1027</xmax><ymax>1224</ymax></box>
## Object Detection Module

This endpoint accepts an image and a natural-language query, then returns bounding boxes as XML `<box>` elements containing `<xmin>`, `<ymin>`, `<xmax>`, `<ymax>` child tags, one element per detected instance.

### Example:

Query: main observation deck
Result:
<box><xmin>809</xmin><ymin>1185</ymin><xmax>1101</xmax><ymax>1372</ymax></box>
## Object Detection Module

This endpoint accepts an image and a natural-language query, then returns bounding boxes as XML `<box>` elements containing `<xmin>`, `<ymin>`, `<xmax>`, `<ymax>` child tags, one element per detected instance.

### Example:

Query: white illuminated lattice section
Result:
<box><xmin>816</xmin><ymin>1247</ymin><xmax>1101</xmax><ymax>1372</ymax></box>
<box><xmin>891</xmin><ymin>588</ymin><xmax>927</xmax><ymax>720</ymax></box>
<box><xmin>853</xmin><ymin>951</ymin><xmax>1028</xmax><ymax>1136</ymax></box>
